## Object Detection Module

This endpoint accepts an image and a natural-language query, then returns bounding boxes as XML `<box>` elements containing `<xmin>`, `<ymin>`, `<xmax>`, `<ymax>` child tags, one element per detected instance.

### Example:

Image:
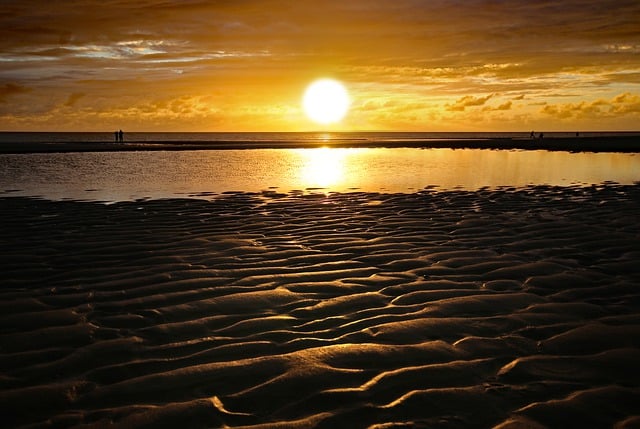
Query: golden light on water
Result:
<box><xmin>2</xmin><ymin>147</ymin><xmax>638</xmax><ymax>201</ymax></box>
<box><xmin>300</xmin><ymin>147</ymin><xmax>347</xmax><ymax>188</ymax></box>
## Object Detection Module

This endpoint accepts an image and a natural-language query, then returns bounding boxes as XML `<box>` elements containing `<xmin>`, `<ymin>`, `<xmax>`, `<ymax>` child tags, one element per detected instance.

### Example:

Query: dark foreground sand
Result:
<box><xmin>1</xmin><ymin>184</ymin><xmax>640</xmax><ymax>428</ymax></box>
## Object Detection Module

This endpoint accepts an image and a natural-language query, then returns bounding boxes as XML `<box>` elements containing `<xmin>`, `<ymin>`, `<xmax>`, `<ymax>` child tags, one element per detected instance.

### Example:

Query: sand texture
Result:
<box><xmin>1</xmin><ymin>184</ymin><xmax>640</xmax><ymax>428</ymax></box>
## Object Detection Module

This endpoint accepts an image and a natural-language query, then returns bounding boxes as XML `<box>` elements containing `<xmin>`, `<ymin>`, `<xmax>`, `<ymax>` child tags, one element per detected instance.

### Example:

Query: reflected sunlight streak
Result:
<box><xmin>298</xmin><ymin>147</ymin><xmax>363</xmax><ymax>189</ymax></box>
<box><xmin>300</xmin><ymin>147</ymin><xmax>345</xmax><ymax>188</ymax></box>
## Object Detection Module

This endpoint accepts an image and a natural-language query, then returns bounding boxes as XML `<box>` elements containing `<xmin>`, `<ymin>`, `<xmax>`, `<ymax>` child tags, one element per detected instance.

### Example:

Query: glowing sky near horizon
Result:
<box><xmin>1</xmin><ymin>0</ymin><xmax>639</xmax><ymax>132</ymax></box>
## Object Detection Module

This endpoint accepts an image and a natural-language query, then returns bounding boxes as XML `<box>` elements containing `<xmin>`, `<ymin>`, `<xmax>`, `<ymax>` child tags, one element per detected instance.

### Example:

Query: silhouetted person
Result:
<box><xmin>538</xmin><ymin>132</ymin><xmax>544</xmax><ymax>139</ymax></box>
<box><xmin>118</xmin><ymin>129</ymin><xmax>124</xmax><ymax>142</ymax></box>
<box><xmin>114</xmin><ymin>130</ymin><xmax>118</xmax><ymax>142</ymax></box>
<box><xmin>530</xmin><ymin>130</ymin><xmax>535</xmax><ymax>139</ymax></box>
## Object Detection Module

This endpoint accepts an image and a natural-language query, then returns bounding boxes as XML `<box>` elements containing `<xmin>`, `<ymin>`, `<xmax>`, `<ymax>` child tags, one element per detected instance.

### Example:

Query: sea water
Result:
<box><xmin>1</xmin><ymin>144</ymin><xmax>639</xmax><ymax>202</ymax></box>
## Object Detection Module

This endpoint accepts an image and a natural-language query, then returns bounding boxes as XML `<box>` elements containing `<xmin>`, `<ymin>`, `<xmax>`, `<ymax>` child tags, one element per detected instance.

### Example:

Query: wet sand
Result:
<box><xmin>1</xmin><ymin>135</ymin><xmax>640</xmax><ymax>153</ymax></box>
<box><xmin>1</xmin><ymin>184</ymin><xmax>640</xmax><ymax>428</ymax></box>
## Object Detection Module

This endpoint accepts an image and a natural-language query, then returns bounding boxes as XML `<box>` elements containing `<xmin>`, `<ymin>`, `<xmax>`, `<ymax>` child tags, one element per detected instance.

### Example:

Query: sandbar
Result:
<box><xmin>1</xmin><ymin>135</ymin><xmax>640</xmax><ymax>153</ymax></box>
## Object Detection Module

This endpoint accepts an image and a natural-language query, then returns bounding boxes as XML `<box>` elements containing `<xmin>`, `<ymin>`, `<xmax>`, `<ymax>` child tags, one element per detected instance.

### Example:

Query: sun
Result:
<box><xmin>302</xmin><ymin>79</ymin><xmax>350</xmax><ymax>125</ymax></box>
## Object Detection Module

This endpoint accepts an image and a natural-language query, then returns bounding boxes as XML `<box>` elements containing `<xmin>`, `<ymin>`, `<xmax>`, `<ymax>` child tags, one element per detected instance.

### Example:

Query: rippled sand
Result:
<box><xmin>1</xmin><ymin>184</ymin><xmax>639</xmax><ymax>428</ymax></box>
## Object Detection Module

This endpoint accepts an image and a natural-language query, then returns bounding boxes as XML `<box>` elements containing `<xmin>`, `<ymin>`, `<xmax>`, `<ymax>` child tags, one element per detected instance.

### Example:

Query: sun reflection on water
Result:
<box><xmin>299</xmin><ymin>147</ymin><xmax>363</xmax><ymax>188</ymax></box>
<box><xmin>300</xmin><ymin>147</ymin><xmax>346</xmax><ymax>188</ymax></box>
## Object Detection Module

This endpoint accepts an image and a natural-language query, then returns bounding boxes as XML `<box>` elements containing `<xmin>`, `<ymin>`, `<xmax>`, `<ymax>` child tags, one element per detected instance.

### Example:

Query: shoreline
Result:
<box><xmin>1</xmin><ymin>135</ymin><xmax>640</xmax><ymax>153</ymax></box>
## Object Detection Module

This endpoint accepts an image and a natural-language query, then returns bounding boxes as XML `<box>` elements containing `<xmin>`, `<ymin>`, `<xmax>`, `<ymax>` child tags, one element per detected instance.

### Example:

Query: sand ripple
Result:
<box><xmin>1</xmin><ymin>184</ymin><xmax>639</xmax><ymax>428</ymax></box>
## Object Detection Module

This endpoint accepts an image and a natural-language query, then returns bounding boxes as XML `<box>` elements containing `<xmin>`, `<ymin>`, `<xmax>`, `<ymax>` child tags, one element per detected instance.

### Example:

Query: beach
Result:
<box><xmin>1</xmin><ymin>184</ymin><xmax>639</xmax><ymax>428</ymax></box>
<box><xmin>1</xmin><ymin>135</ymin><xmax>640</xmax><ymax>154</ymax></box>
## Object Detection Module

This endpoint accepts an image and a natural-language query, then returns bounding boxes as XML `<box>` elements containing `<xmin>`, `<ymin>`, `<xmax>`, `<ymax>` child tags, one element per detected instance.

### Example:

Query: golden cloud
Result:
<box><xmin>542</xmin><ymin>92</ymin><xmax>640</xmax><ymax>119</ymax></box>
<box><xmin>446</xmin><ymin>94</ymin><xmax>494</xmax><ymax>111</ymax></box>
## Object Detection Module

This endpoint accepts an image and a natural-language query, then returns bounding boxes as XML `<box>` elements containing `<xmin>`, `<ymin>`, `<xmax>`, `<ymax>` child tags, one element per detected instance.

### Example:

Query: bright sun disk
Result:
<box><xmin>303</xmin><ymin>79</ymin><xmax>350</xmax><ymax>125</ymax></box>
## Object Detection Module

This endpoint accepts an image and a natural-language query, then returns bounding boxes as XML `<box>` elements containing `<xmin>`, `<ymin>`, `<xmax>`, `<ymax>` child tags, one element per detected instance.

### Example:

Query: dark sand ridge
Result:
<box><xmin>1</xmin><ymin>135</ymin><xmax>640</xmax><ymax>153</ymax></box>
<box><xmin>1</xmin><ymin>184</ymin><xmax>639</xmax><ymax>428</ymax></box>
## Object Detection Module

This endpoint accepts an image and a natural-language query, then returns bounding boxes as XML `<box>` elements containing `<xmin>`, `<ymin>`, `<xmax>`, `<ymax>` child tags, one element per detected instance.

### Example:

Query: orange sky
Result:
<box><xmin>1</xmin><ymin>0</ymin><xmax>639</xmax><ymax>131</ymax></box>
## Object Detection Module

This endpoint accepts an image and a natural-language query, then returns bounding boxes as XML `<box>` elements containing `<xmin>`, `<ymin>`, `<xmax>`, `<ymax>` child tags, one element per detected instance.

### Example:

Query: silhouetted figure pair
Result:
<box><xmin>114</xmin><ymin>129</ymin><xmax>124</xmax><ymax>142</ymax></box>
<box><xmin>530</xmin><ymin>131</ymin><xmax>545</xmax><ymax>139</ymax></box>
